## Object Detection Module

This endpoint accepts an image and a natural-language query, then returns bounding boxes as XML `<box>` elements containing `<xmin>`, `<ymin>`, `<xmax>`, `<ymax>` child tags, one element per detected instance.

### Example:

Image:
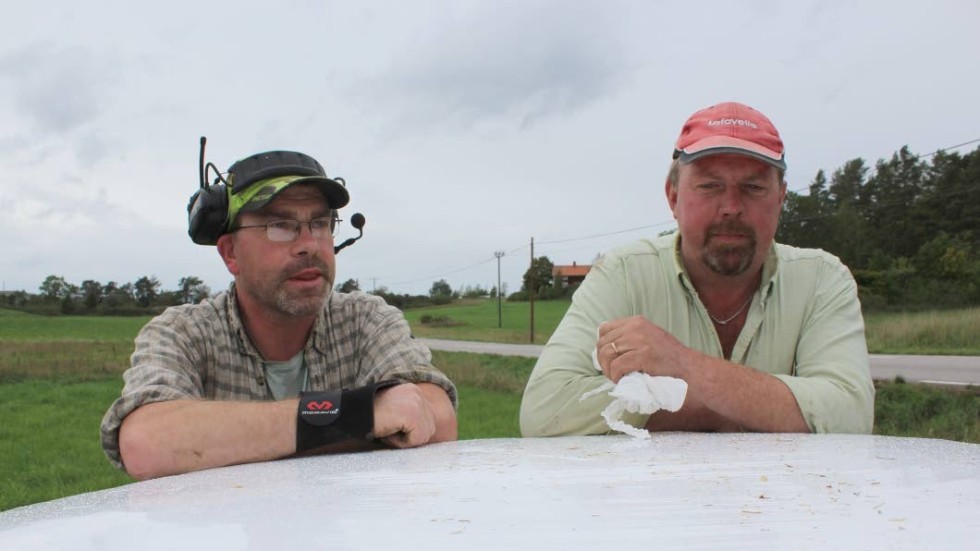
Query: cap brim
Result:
<box><xmin>237</xmin><ymin>175</ymin><xmax>350</xmax><ymax>214</ymax></box>
<box><xmin>674</xmin><ymin>136</ymin><xmax>786</xmax><ymax>171</ymax></box>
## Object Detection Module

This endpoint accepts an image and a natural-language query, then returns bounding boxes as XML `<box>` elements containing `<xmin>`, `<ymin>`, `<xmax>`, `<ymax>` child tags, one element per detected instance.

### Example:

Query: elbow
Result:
<box><xmin>118</xmin><ymin>408</ymin><xmax>175</xmax><ymax>480</ymax></box>
<box><xmin>519</xmin><ymin>400</ymin><xmax>558</xmax><ymax>437</ymax></box>
<box><xmin>434</xmin><ymin>413</ymin><xmax>458</xmax><ymax>443</ymax></box>
<box><xmin>119</xmin><ymin>427</ymin><xmax>161</xmax><ymax>480</ymax></box>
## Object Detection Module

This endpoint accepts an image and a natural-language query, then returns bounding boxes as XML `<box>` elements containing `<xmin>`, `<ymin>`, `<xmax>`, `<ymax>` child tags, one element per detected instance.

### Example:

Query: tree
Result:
<box><xmin>778</xmin><ymin>170</ymin><xmax>833</xmax><ymax>249</ymax></box>
<box><xmin>134</xmin><ymin>276</ymin><xmax>161</xmax><ymax>308</ymax></box>
<box><xmin>462</xmin><ymin>284</ymin><xmax>488</xmax><ymax>298</ymax></box>
<box><xmin>863</xmin><ymin>146</ymin><xmax>925</xmax><ymax>261</ymax></box>
<box><xmin>178</xmin><ymin>276</ymin><xmax>210</xmax><ymax>304</ymax></box>
<box><xmin>337</xmin><ymin>278</ymin><xmax>361</xmax><ymax>293</ymax></box>
<box><xmin>429</xmin><ymin>279</ymin><xmax>453</xmax><ymax>298</ymax></box>
<box><xmin>39</xmin><ymin>275</ymin><xmax>70</xmax><ymax>302</ymax></box>
<box><xmin>826</xmin><ymin>159</ymin><xmax>870</xmax><ymax>268</ymax></box>
<box><xmin>522</xmin><ymin>256</ymin><xmax>554</xmax><ymax>295</ymax></box>
<box><xmin>81</xmin><ymin>279</ymin><xmax>103</xmax><ymax>309</ymax></box>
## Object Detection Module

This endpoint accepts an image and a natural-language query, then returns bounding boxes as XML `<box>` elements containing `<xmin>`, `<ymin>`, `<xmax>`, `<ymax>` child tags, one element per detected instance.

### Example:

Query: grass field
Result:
<box><xmin>403</xmin><ymin>299</ymin><xmax>980</xmax><ymax>355</ymax></box>
<box><xmin>0</xmin><ymin>305</ymin><xmax>977</xmax><ymax>512</ymax></box>
<box><xmin>402</xmin><ymin>298</ymin><xmax>570</xmax><ymax>344</ymax></box>
<box><xmin>864</xmin><ymin>307</ymin><xmax>980</xmax><ymax>355</ymax></box>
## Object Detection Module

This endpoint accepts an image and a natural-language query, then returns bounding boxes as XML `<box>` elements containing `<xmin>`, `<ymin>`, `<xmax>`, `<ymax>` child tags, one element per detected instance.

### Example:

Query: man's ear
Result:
<box><xmin>216</xmin><ymin>234</ymin><xmax>241</xmax><ymax>276</ymax></box>
<box><xmin>665</xmin><ymin>179</ymin><xmax>679</xmax><ymax>217</ymax></box>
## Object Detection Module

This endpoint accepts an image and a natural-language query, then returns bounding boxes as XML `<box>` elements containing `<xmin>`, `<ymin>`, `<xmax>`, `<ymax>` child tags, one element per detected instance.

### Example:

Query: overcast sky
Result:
<box><xmin>2</xmin><ymin>0</ymin><xmax>978</xmax><ymax>297</ymax></box>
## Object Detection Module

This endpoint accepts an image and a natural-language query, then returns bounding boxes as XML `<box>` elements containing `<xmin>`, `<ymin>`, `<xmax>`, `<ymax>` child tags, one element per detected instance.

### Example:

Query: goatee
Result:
<box><xmin>701</xmin><ymin>221</ymin><xmax>757</xmax><ymax>276</ymax></box>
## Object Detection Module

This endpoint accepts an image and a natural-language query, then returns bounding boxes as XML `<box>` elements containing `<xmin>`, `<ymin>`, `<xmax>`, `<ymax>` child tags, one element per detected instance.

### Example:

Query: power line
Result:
<box><xmin>789</xmin><ymin>137</ymin><xmax>980</xmax><ymax>194</ymax></box>
<box><xmin>537</xmin><ymin>220</ymin><xmax>677</xmax><ymax>245</ymax></box>
<box><xmin>379</xmin><ymin>139</ymin><xmax>980</xmax><ymax>291</ymax></box>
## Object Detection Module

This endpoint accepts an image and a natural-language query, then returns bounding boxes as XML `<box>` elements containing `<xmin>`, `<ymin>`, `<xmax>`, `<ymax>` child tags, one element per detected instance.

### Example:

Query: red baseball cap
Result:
<box><xmin>673</xmin><ymin>102</ymin><xmax>786</xmax><ymax>171</ymax></box>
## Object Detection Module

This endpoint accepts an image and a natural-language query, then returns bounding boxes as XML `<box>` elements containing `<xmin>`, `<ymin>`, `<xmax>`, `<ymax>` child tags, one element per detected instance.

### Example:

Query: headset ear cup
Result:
<box><xmin>187</xmin><ymin>185</ymin><xmax>229</xmax><ymax>245</ymax></box>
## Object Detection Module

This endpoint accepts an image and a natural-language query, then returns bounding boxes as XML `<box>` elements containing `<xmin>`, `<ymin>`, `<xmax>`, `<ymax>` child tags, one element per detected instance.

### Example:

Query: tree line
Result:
<box><xmin>3</xmin><ymin>275</ymin><xmax>211</xmax><ymax>315</ymax></box>
<box><xmin>778</xmin><ymin>145</ymin><xmax>978</xmax><ymax>310</ymax></box>
<box><xmin>5</xmin><ymin>145</ymin><xmax>975</xmax><ymax>316</ymax></box>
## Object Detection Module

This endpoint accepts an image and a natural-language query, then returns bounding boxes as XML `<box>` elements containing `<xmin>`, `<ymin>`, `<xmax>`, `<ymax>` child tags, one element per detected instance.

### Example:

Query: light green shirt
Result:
<box><xmin>520</xmin><ymin>232</ymin><xmax>874</xmax><ymax>436</ymax></box>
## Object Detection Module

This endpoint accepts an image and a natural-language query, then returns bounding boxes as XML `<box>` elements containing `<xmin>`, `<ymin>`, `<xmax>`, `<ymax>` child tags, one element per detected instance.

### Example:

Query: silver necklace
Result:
<box><xmin>708</xmin><ymin>295</ymin><xmax>753</xmax><ymax>325</ymax></box>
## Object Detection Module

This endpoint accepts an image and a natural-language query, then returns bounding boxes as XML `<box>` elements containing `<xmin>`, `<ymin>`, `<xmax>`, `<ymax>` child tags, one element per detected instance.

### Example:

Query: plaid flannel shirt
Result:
<box><xmin>100</xmin><ymin>286</ymin><xmax>457</xmax><ymax>470</ymax></box>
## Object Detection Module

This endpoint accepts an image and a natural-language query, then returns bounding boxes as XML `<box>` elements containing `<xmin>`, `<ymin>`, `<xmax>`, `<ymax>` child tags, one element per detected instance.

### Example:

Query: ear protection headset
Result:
<box><xmin>187</xmin><ymin>137</ymin><xmax>341</xmax><ymax>246</ymax></box>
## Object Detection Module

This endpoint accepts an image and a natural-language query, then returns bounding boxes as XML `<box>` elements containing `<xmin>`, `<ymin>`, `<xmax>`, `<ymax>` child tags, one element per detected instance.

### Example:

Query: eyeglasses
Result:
<box><xmin>235</xmin><ymin>216</ymin><xmax>342</xmax><ymax>242</ymax></box>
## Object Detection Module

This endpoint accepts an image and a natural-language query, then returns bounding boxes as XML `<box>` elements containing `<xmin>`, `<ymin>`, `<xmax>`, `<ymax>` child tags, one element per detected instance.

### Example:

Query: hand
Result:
<box><xmin>596</xmin><ymin>316</ymin><xmax>693</xmax><ymax>383</ymax></box>
<box><xmin>372</xmin><ymin>383</ymin><xmax>437</xmax><ymax>448</ymax></box>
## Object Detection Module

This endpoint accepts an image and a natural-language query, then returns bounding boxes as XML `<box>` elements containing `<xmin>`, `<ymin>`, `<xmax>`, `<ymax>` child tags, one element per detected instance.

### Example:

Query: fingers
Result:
<box><xmin>373</xmin><ymin>384</ymin><xmax>437</xmax><ymax>448</ymax></box>
<box><xmin>595</xmin><ymin>316</ymin><xmax>667</xmax><ymax>382</ymax></box>
<box><xmin>596</xmin><ymin>317</ymin><xmax>642</xmax><ymax>378</ymax></box>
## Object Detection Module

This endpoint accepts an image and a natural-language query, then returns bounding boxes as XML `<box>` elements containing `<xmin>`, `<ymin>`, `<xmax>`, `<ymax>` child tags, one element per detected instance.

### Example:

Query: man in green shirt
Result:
<box><xmin>521</xmin><ymin>102</ymin><xmax>874</xmax><ymax>436</ymax></box>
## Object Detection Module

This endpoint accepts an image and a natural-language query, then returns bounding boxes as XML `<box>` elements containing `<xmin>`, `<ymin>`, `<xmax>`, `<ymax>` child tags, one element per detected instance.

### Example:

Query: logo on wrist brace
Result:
<box><xmin>299</xmin><ymin>391</ymin><xmax>342</xmax><ymax>426</ymax></box>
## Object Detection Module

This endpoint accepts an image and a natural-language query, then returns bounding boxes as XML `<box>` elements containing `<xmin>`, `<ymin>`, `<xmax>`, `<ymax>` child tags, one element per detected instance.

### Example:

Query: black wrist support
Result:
<box><xmin>295</xmin><ymin>381</ymin><xmax>400</xmax><ymax>453</ymax></box>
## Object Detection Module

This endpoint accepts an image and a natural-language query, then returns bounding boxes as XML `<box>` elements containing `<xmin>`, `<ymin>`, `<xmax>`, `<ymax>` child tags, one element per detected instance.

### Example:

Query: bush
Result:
<box><xmin>419</xmin><ymin>314</ymin><xmax>463</xmax><ymax>327</ymax></box>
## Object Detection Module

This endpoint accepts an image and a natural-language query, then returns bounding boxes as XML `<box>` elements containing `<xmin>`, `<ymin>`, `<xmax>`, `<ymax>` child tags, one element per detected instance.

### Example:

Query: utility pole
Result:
<box><xmin>494</xmin><ymin>251</ymin><xmax>505</xmax><ymax>328</ymax></box>
<box><xmin>529</xmin><ymin>237</ymin><xmax>535</xmax><ymax>344</ymax></box>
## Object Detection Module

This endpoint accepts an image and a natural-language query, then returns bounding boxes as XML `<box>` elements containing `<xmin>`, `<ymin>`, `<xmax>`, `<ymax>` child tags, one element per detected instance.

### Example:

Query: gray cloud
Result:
<box><xmin>0</xmin><ymin>44</ymin><xmax>113</xmax><ymax>133</ymax></box>
<box><xmin>0</xmin><ymin>44</ymin><xmax>120</xmax><ymax>166</ymax></box>
<box><xmin>353</xmin><ymin>2</ymin><xmax>635</xmax><ymax>133</ymax></box>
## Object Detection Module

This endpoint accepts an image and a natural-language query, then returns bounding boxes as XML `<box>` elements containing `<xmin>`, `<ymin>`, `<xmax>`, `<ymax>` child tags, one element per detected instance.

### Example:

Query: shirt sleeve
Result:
<box><xmin>99</xmin><ymin>309</ymin><xmax>207</xmax><ymax>470</ymax></box>
<box><xmin>520</xmin><ymin>253</ymin><xmax>648</xmax><ymax>436</ymax></box>
<box><xmin>354</xmin><ymin>295</ymin><xmax>458</xmax><ymax>409</ymax></box>
<box><xmin>772</xmin><ymin>262</ymin><xmax>875</xmax><ymax>433</ymax></box>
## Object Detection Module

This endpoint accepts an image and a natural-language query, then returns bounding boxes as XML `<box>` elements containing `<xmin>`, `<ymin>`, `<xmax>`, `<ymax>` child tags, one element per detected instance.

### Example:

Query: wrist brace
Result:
<box><xmin>295</xmin><ymin>381</ymin><xmax>400</xmax><ymax>453</ymax></box>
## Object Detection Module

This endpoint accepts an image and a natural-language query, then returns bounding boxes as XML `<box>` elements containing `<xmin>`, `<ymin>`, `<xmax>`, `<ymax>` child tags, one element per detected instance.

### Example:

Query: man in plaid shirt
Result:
<box><xmin>101</xmin><ymin>148</ymin><xmax>457</xmax><ymax>479</ymax></box>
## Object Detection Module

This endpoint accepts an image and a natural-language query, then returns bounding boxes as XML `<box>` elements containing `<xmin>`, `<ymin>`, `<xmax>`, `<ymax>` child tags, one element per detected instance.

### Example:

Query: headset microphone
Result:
<box><xmin>334</xmin><ymin>213</ymin><xmax>365</xmax><ymax>254</ymax></box>
<box><xmin>188</xmin><ymin>136</ymin><xmax>364</xmax><ymax>250</ymax></box>
<box><xmin>187</xmin><ymin>137</ymin><xmax>232</xmax><ymax>245</ymax></box>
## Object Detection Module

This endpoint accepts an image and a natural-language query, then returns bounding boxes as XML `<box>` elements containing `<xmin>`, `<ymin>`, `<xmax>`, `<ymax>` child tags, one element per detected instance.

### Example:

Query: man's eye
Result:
<box><xmin>268</xmin><ymin>220</ymin><xmax>293</xmax><ymax>231</ymax></box>
<box><xmin>311</xmin><ymin>218</ymin><xmax>332</xmax><ymax>230</ymax></box>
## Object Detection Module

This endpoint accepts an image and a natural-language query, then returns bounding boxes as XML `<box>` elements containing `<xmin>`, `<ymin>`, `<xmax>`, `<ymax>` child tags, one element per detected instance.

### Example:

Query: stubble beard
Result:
<box><xmin>247</xmin><ymin>258</ymin><xmax>334</xmax><ymax>318</ymax></box>
<box><xmin>700</xmin><ymin>221</ymin><xmax>757</xmax><ymax>277</ymax></box>
<box><xmin>274</xmin><ymin>283</ymin><xmax>330</xmax><ymax>317</ymax></box>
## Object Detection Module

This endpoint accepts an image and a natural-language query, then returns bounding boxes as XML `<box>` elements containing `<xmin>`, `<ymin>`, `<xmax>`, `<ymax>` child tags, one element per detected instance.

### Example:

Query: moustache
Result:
<box><xmin>707</xmin><ymin>221</ymin><xmax>756</xmax><ymax>239</ymax></box>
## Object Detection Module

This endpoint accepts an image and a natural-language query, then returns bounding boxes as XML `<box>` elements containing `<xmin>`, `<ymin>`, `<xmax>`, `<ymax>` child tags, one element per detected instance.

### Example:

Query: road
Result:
<box><xmin>418</xmin><ymin>338</ymin><xmax>980</xmax><ymax>387</ymax></box>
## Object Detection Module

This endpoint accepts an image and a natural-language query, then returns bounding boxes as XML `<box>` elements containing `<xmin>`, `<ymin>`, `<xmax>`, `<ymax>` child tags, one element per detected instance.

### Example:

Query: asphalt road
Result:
<box><xmin>419</xmin><ymin>338</ymin><xmax>980</xmax><ymax>387</ymax></box>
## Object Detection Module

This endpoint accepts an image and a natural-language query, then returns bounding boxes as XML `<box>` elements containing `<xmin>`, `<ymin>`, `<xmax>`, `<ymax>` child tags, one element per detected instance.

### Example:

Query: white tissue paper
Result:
<box><xmin>582</xmin><ymin>346</ymin><xmax>688</xmax><ymax>439</ymax></box>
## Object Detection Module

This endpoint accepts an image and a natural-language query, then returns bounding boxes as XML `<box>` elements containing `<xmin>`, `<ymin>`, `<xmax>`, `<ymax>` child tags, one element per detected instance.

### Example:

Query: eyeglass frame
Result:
<box><xmin>233</xmin><ymin>214</ymin><xmax>343</xmax><ymax>242</ymax></box>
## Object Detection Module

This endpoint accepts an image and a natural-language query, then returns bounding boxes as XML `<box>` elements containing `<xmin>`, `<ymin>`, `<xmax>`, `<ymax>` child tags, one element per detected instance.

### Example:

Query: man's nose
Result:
<box><xmin>291</xmin><ymin>223</ymin><xmax>320</xmax><ymax>254</ymax></box>
<box><xmin>719</xmin><ymin>185</ymin><xmax>744</xmax><ymax>216</ymax></box>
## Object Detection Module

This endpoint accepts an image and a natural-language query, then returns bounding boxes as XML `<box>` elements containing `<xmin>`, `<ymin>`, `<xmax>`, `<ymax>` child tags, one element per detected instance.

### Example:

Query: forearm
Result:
<box><xmin>644</xmin><ymin>392</ymin><xmax>742</xmax><ymax>432</ymax></box>
<box><xmin>118</xmin><ymin>399</ymin><xmax>297</xmax><ymax>480</ymax></box>
<box><xmin>683</xmin><ymin>351</ymin><xmax>809</xmax><ymax>433</ymax></box>
<box><xmin>521</xmin><ymin>367</ymin><xmax>628</xmax><ymax>436</ymax></box>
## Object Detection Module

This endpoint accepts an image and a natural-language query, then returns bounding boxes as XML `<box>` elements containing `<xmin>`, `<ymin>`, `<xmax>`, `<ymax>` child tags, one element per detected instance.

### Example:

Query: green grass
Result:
<box><xmin>0</xmin><ymin>312</ymin><xmax>149</xmax><ymax>342</ymax></box>
<box><xmin>0</xmin><ymin>307</ymin><xmax>977</xmax><ymax>512</ymax></box>
<box><xmin>865</xmin><ymin>308</ymin><xmax>980</xmax><ymax>355</ymax></box>
<box><xmin>402</xmin><ymin>301</ymin><xmax>980</xmax><ymax>355</ymax></box>
<box><xmin>0</xmin><ymin>379</ymin><xmax>133</xmax><ymax>511</ymax></box>
<box><xmin>873</xmin><ymin>379</ymin><xmax>979</xmax><ymax>442</ymax></box>
<box><xmin>455</xmin><ymin>387</ymin><xmax>523</xmax><ymax>439</ymax></box>
<box><xmin>403</xmin><ymin>299</ymin><xmax>571</xmax><ymax>344</ymax></box>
